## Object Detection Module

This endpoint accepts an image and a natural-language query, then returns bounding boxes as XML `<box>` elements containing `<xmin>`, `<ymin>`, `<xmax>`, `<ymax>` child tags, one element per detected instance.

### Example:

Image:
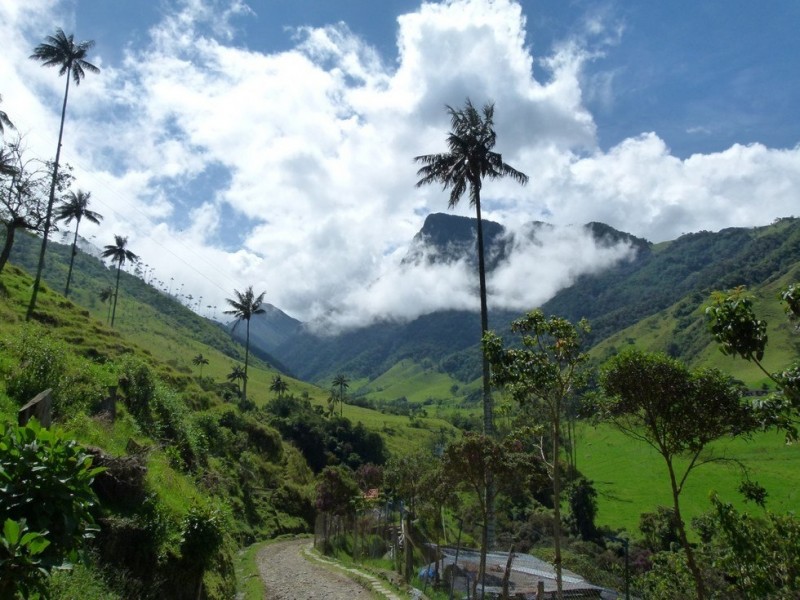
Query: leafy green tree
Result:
<box><xmin>416</xmin><ymin>98</ymin><xmax>529</xmax><ymax>553</ymax></box>
<box><xmin>331</xmin><ymin>373</ymin><xmax>349</xmax><ymax>417</ymax></box>
<box><xmin>101</xmin><ymin>235</ymin><xmax>138</xmax><ymax>327</ymax></box>
<box><xmin>598</xmin><ymin>349</ymin><xmax>758</xmax><ymax>600</ymax></box>
<box><xmin>484</xmin><ymin>310</ymin><xmax>590</xmax><ymax>599</ymax></box>
<box><xmin>706</xmin><ymin>285</ymin><xmax>800</xmax><ymax>440</ymax></box>
<box><xmin>55</xmin><ymin>189</ymin><xmax>102</xmax><ymax>297</ymax></box>
<box><xmin>438</xmin><ymin>432</ymin><xmax>532</xmax><ymax>593</ymax></box>
<box><xmin>0</xmin><ymin>421</ymin><xmax>102</xmax><ymax>597</ymax></box>
<box><xmin>269</xmin><ymin>374</ymin><xmax>289</xmax><ymax>399</ymax></box>
<box><xmin>27</xmin><ymin>28</ymin><xmax>99</xmax><ymax>321</ymax></box>
<box><xmin>0</xmin><ymin>93</ymin><xmax>14</xmax><ymax>136</ymax></box>
<box><xmin>224</xmin><ymin>286</ymin><xmax>265</xmax><ymax>403</ymax></box>
<box><xmin>191</xmin><ymin>353</ymin><xmax>209</xmax><ymax>377</ymax></box>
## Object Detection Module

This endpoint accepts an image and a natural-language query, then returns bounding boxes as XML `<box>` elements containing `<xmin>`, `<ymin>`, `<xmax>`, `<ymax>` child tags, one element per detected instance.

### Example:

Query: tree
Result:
<box><xmin>0</xmin><ymin>93</ymin><xmax>14</xmax><ymax>136</ymax></box>
<box><xmin>55</xmin><ymin>189</ymin><xmax>102</xmax><ymax>297</ymax></box>
<box><xmin>98</xmin><ymin>285</ymin><xmax>114</xmax><ymax>324</ymax></box>
<box><xmin>192</xmin><ymin>353</ymin><xmax>209</xmax><ymax>377</ymax></box>
<box><xmin>224</xmin><ymin>286</ymin><xmax>265</xmax><ymax>403</ymax></box>
<box><xmin>705</xmin><ymin>285</ymin><xmax>800</xmax><ymax>440</ymax></box>
<box><xmin>331</xmin><ymin>373</ymin><xmax>349</xmax><ymax>417</ymax></box>
<box><xmin>415</xmin><ymin>98</ymin><xmax>528</xmax><ymax>554</ymax></box>
<box><xmin>269</xmin><ymin>374</ymin><xmax>289</xmax><ymax>399</ymax></box>
<box><xmin>0</xmin><ymin>140</ymin><xmax>63</xmax><ymax>275</ymax></box>
<box><xmin>484</xmin><ymin>310</ymin><xmax>590</xmax><ymax>600</ymax></box>
<box><xmin>101</xmin><ymin>235</ymin><xmax>138</xmax><ymax>327</ymax></box>
<box><xmin>227</xmin><ymin>365</ymin><xmax>247</xmax><ymax>396</ymax></box>
<box><xmin>415</xmin><ymin>98</ymin><xmax>529</xmax><ymax>438</ymax></box>
<box><xmin>27</xmin><ymin>28</ymin><xmax>99</xmax><ymax>320</ymax></box>
<box><xmin>598</xmin><ymin>349</ymin><xmax>758</xmax><ymax>600</ymax></box>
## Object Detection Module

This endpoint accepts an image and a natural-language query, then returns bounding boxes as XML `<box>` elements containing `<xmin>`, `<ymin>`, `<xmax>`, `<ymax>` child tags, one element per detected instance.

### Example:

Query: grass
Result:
<box><xmin>234</xmin><ymin>540</ymin><xmax>270</xmax><ymax>600</ymax></box>
<box><xmin>577</xmin><ymin>422</ymin><xmax>800</xmax><ymax>535</ymax></box>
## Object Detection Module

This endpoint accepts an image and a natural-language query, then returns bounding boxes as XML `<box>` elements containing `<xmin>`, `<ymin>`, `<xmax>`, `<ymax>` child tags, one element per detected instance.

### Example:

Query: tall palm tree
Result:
<box><xmin>415</xmin><ymin>98</ymin><xmax>529</xmax><ymax>568</ymax></box>
<box><xmin>415</xmin><ymin>99</ymin><xmax>529</xmax><ymax>437</ymax></box>
<box><xmin>331</xmin><ymin>373</ymin><xmax>349</xmax><ymax>417</ymax></box>
<box><xmin>55</xmin><ymin>189</ymin><xmax>102</xmax><ymax>297</ymax></box>
<box><xmin>192</xmin><ymin>353</ymin><xmax>209</xmax><ymax>377</ymax></box>
<box><xmin>269</xmin><ymin>375</ymin><xmax>289</xmax><ymax>400</ymax></box>
<box><xmin>227</xmin><ymin>365</ymin><xmax>247</xmax><ymax>397</ymax></box>
<box><xmin>0</xmin><ymin>94</ymin><xmax>14</xmax><ymax>136</ymax></box>
<box><xmin>99</xmin><ymin>285</ymin><xmax>114</xmax><ymax>324</ymax></box>
<box><xmin>26</xmin><ymin>28</ymin><xmax>99</xmax><ymax>320</ymax></box>
<box><xmin>101</xmin><ymin>235</ymin><xmax>138</xmax><ymax>327</ymax></box>
<box><xmin>224</xmin><ymin>286</ymin><xmax>266</xmax><ymax>403</ymax></box>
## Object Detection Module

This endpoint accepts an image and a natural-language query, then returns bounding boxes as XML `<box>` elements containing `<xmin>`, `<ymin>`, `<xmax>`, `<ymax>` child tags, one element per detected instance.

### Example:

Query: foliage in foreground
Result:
<box><xmin>0</xmin><ymin>420</ymin><xmax>103</xmax><ymax>598</ymax></box>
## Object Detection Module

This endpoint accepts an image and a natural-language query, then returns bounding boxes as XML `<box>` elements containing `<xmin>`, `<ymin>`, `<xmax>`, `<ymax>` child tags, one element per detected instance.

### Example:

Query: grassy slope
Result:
<box><xmin>1</xmin><ymin>243</ymin><xmax>457</xmax><ymax>456</ymax></box>
<box><xmin>578</xmin><ymin>423</ymin><xmax>800</xmax><ymax>534</ymax></box>
<box><xmin>584</xmin><ymin>266</ymin><xmax>800</xmax><ymax>532</ymax></box>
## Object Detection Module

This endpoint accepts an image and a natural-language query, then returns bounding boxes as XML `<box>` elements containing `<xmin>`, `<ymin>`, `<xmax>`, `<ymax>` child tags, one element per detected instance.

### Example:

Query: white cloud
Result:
<box><xmin>2</xmin><ymin>0</ymin><xmax>800</xmax><ymax>330</ymax></box>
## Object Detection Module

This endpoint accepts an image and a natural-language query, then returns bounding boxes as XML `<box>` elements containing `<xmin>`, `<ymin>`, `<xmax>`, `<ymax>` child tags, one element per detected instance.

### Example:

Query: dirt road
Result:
<box><xmin>256</xmin><ymin>538</ymin><xmax>403</xmax><ymax>599</ymax></box>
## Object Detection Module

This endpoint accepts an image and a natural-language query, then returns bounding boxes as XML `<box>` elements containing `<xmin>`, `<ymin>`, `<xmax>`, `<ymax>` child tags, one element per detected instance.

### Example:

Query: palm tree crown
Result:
<box><xmin>224</xmin><ymin>286</ymin><xmax>266</xmax><ymax>403</ymax></box>
<box><xmin>26</xmin><ymin>28</ymin><xmax>99</xmax><ymax>320</ymax></box>
<box><xmin>270</xmin><ymin>375</ymin><xmax>289</xmax><ymax>399</ymax></box>
<box><xmin>0</xmin><ymin>94</ymin><xmax>15</xmax><ymax>136</ymax></box>
<box><xmin>102</xmin><ymin>235</ymin><xmax>138</xmax><ymax>327</ymax></box>
<box><xmin>56</xmin><ymin>189</ymin><xmax>102</xmax><ymax>297</ymax></box>
<box><xmin>30</xmin><ymin>29</ymin><xmax>100</xmax><ymax>84</ymax></box>
<box><xmin>415</xmin><ymin>99</ymin><xmax>528</xmax><ymax>209</ymax></box>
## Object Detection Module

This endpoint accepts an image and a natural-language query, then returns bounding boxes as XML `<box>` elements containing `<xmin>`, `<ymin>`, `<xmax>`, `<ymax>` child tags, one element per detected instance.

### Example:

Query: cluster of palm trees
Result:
<box><xmin>0</xmin><ymin>28</ymin><xmax>143</xmax><ymax>327</ymax></box>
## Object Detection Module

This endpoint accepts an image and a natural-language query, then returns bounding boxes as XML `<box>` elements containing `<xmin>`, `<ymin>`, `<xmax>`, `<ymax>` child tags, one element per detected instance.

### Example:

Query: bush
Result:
<box><xmin>0</xmin><ymin>420</ymin><xmax>103</xmax><ymax>596</ymax></box>
<box><xmin>4</xmin><ymin>327</ymin><xmax>68</xmax><ymax>407</ymax></box>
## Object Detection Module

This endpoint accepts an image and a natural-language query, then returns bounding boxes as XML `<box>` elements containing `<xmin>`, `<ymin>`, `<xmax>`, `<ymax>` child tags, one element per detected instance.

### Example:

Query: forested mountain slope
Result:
<box><xmin>257</xmin><ymin>215</ymin><xmax>800</xmax><ymax>385</ymax></box>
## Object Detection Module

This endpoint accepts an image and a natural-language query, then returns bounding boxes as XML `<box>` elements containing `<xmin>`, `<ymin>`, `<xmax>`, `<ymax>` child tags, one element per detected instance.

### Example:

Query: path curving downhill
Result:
<box><xmin>256</xmin><ymin>538</ymin><xmax>407</xmax><ymax>600</ymax></box>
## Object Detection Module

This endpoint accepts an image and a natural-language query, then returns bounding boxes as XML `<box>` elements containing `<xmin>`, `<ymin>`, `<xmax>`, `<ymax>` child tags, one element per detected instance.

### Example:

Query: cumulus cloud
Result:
<box><xmin>2</xmin><ymin>0</ymin><xmax>799</xmax><ymax>331</ymax></box>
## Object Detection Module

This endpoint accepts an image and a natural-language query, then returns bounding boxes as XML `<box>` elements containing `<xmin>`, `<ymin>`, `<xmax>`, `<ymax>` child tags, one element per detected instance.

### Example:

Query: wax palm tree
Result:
<box><xmin>0</xmin><ymin>147</ymin><xmax>17</xmax><ymax>178</ymax></box>
<box><xmin>415</xmin><ymin>98</ymin><xmax>529</xmax><ymax>436</ymax></box>
<box><xmin>55</xmin><ymin>189</ymin><xmax>102</xmax><ymax>297</ymax></box>
<box><xmin>192</xmin><ymin>353</ymin><xmax>209</xmax><ymax>377</ymax></box>
<box><xmin>331</xmin><ymin>373</ymin><xmax>349</xmax><ymax>417</ymax></box>
<box><xmin>224</xmin><ymin>286</ymin><xmax>266</xmax><ymax>403</ymax></box>
<box><xmin>269</xmin><ymin>375</ymin><xmax>289</xmax><ymax>400</ymax></box>
<box><xmin>99</xmin><ymin>285</ymin><xmax>114</xmax><ymax>324</ymax></box>
<box><xmin>102</xmin><ymin>235</ymin><xmax>137</xmax><ymax>327</ymax></box>
<box><xmin>415</xmin><ymin>98</ymin><xmax>529</xmax><ymax>570</ymax></box>
<box><xmin>26</xmin><ymin>28</ymin><xmax>99</xmax><ymax>320</ymax></box>
<box><xmin>0</xmin><ymin>94</ymin><xmax>14</xmax><ymax>136</ymax></box>
<box><xmin>227</xmin><ymin>365</ymin><xmax>247</xmax><ymax>397</ymax></box>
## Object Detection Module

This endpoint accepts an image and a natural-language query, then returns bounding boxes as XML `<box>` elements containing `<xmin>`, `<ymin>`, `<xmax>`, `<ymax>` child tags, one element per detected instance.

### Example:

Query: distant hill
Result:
<box><xmin>245</xmin><ymin>214</ymin><xmax>800</xmax><ymax>389</ymax></box>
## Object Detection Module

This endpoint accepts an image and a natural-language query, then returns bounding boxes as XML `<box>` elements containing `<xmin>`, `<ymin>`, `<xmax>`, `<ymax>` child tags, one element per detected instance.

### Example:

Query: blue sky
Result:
<box><xmin>2</xmin><ymin>0</ymin><xmax>799</xmax><ymax>327</ymax></box>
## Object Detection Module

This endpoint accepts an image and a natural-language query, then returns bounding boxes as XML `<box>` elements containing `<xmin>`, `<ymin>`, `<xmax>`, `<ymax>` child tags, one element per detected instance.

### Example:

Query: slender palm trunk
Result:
<box><xmin>64</xmin><ymin>221</ymin><xmax>80</xmax><ymax>297</ymax></box>
<box><xmin>474</xmin><ymin>188</ymin><xmax>496</xmax><ymax>559</ymax></box>
<box><xmin>111</xmin><ymin>262</ymin><xmax>122</xmax><ymax>326</ymax></box>
<box><xmin>552</xmin><ymin>414</ymin><xmax>564</xmax><ymax>600</ymax></box>
<box><xmin>667</xmin><ymin>459</ymin><xmax>706</xmax><ymax>599</ymax></box>
<box><xmin>242</xmin><ymin>320</ymin><xmax>250</xmax><ymax>402</ymax></box>
<box><xmin>27</xmin><ymin>68</ymin><xmax>71</xmax><ymax>320</ymax></box>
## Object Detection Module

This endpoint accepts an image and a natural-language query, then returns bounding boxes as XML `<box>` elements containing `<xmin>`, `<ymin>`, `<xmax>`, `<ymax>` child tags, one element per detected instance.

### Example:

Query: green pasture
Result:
<box><xmin>577</xmin><ymin>422</ymin><xmax>800</xmax><ymax>535</ymax></box>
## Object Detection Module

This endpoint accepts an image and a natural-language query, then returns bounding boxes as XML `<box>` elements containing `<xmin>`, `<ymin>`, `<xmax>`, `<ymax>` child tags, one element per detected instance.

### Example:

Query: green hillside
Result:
<box><xmin>0</xmin><ymin>241</ymin><xmax>457</xmax><ymax>597</ymax></box>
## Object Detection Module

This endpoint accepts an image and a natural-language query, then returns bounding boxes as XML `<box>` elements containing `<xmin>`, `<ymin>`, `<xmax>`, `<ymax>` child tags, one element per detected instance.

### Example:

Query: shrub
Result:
<box><xmin>0</xmin><ymin>420</ymin><xmax>103</xmax><ymax>596</ymax></box>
